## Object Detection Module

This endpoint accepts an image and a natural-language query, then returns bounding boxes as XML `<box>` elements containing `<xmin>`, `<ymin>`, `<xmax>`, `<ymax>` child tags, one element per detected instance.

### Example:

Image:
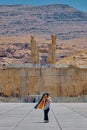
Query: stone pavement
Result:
<box><xmin>0</xmin><ymin>103</ymin><xmax>87</xmax><ymax>130</ymax></box>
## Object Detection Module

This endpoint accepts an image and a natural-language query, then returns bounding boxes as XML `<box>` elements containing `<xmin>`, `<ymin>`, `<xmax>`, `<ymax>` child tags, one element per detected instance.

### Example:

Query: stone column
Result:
<box><xmin>31</xmin><ymin>36</ymin><xmax>39</xmax><ymax>66</ymax></box>
<box><xmin>51</xmin><ymin>34</ymin><xmax>56</xmax><ymax>64</ymax></box>
<box><xmin>48</xmin><ymin>35</ymin><xmax>56</xmax><ymax>66</ymax></box>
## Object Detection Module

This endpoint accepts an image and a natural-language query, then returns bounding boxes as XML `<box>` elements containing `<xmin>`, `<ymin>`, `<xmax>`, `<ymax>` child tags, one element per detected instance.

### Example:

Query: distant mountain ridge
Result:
<box><xmin>0</xmin><ymin>4</ymin><xmax>87</xmax><ymax>40</ymax></box>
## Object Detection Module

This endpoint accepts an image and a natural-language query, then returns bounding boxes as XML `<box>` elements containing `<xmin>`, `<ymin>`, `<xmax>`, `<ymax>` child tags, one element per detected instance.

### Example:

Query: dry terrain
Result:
<box><xmin>0</xmin><ymin>35</ymin><xmax>87</xmax><ymax>65</ymax></box>
<box><xmin>0</xmin><ymin>4</ymin><xmax>87</xmax><ymax>65</ymax></box>
<box><xmin>0</xmin><ymin>4</ymin><xmax>87</xmax><ymax>40</ymax></box>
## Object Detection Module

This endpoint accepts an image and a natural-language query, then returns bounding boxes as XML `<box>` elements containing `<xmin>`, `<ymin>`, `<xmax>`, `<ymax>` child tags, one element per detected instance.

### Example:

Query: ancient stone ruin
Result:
<box><xmin>0</xmin><ymin>35</ymin><xmax>87</xmax><ymax>98</ymax></box>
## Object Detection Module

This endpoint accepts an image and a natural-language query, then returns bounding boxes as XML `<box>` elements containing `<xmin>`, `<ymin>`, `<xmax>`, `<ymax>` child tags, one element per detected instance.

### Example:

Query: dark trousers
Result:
<box><xmin>44</xmin><ymin>108</ymin><xmax>49</xmax><ymax>121</ymax></box>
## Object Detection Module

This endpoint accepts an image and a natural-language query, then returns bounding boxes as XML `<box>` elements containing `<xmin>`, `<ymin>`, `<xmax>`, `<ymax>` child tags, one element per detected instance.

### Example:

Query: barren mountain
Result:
<box><xmin>0</xmin><ymin>4</ymin><xmax>87</xmax><ymax>40</ymax></box>
<box><xmin>0</xmin><ymin>4</ymin><xmax>87</xmax><ymax>65</ymax></box>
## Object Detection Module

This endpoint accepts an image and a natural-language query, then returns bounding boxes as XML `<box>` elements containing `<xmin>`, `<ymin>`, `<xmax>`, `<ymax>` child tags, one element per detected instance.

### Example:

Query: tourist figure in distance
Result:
<box><xmin>43</xmin><ymin>93</ymin><xmax>51</xmax><ymax>123</ymax></box>
<box><xmin>34</xmin><ymin>92</ymin><xmax>51</xmax><ymax>123</ymax></box>
<box><xmin>27</xmin><ymin>93</ymin><xmax>30</xmax><ymax>103</ymax></box>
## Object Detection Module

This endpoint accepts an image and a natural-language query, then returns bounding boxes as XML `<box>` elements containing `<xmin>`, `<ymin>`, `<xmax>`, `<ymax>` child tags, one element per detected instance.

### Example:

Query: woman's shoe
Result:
<box><xmin>44</xmin><ymin>120</ymin><xmax>49</xmax><ymax>123</ymax></box>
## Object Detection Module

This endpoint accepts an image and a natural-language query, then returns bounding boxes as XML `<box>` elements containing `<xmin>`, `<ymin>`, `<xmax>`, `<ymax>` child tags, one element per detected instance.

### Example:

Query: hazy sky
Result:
<box><xmin>0</xmin><ymin>0</ymin><xmax>87</xmax><ymax>12</ymax></box>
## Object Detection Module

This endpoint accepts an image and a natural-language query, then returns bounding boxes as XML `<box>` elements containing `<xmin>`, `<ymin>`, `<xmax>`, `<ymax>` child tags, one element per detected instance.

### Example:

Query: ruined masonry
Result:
<box><xmin>0</xmin><ymin>35</ymin><xmax>87</xmax><ymax>97</ymax></box>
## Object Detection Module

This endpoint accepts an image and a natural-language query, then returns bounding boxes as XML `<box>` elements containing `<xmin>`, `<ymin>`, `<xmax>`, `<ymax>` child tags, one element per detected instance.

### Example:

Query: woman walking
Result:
<box><xmin>34</xmin><ymin>92</ymin><xmax>51</xmax><ymax>123</ymax></box>
<box><xmin>43</xmin><ymin>93</ymin><xmax>51</xmax><ymax>123</ymax></box>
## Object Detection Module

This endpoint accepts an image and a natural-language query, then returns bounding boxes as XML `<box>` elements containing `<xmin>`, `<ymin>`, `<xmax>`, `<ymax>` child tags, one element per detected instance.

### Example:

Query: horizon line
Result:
<box><xmin>0</xmin><ymin>3</ymin><xmax>86</xmax><ymax>12</ymax></box>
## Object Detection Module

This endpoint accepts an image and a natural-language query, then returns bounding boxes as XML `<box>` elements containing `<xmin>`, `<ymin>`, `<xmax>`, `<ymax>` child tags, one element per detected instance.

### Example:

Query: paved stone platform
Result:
<box><xmin>0</xmin><ymin>103</ymin><xmax>87</xmax><ymax>130</ymax></box>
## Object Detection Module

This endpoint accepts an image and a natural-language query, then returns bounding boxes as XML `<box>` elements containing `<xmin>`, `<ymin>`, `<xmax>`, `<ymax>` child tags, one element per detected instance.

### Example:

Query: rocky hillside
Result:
<box><xmin>57</xmin><ymin>50</ymin><xmax>87</xmax><ymax>68</ymax></box>
<box><xmin>0</xmin><ymin>35</ymin><xmax>87</xmax><ymax>65</ymax></box>
<box><xmin>0</xmin><ymin>4</ymin><xmax>87</xmax><ymax>40</ymax></box>
<box><xmin>0</xmin><ymin>4</ymin><xmax>87</xmax><ymax>65</ymax></box>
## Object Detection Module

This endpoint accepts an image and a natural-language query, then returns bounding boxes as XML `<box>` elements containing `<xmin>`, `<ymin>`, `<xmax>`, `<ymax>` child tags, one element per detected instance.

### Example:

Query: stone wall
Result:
<box><xmin>0</xmin><ymin>66</ymin><xmax>87</xmax><ymax>97</ymax></box>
